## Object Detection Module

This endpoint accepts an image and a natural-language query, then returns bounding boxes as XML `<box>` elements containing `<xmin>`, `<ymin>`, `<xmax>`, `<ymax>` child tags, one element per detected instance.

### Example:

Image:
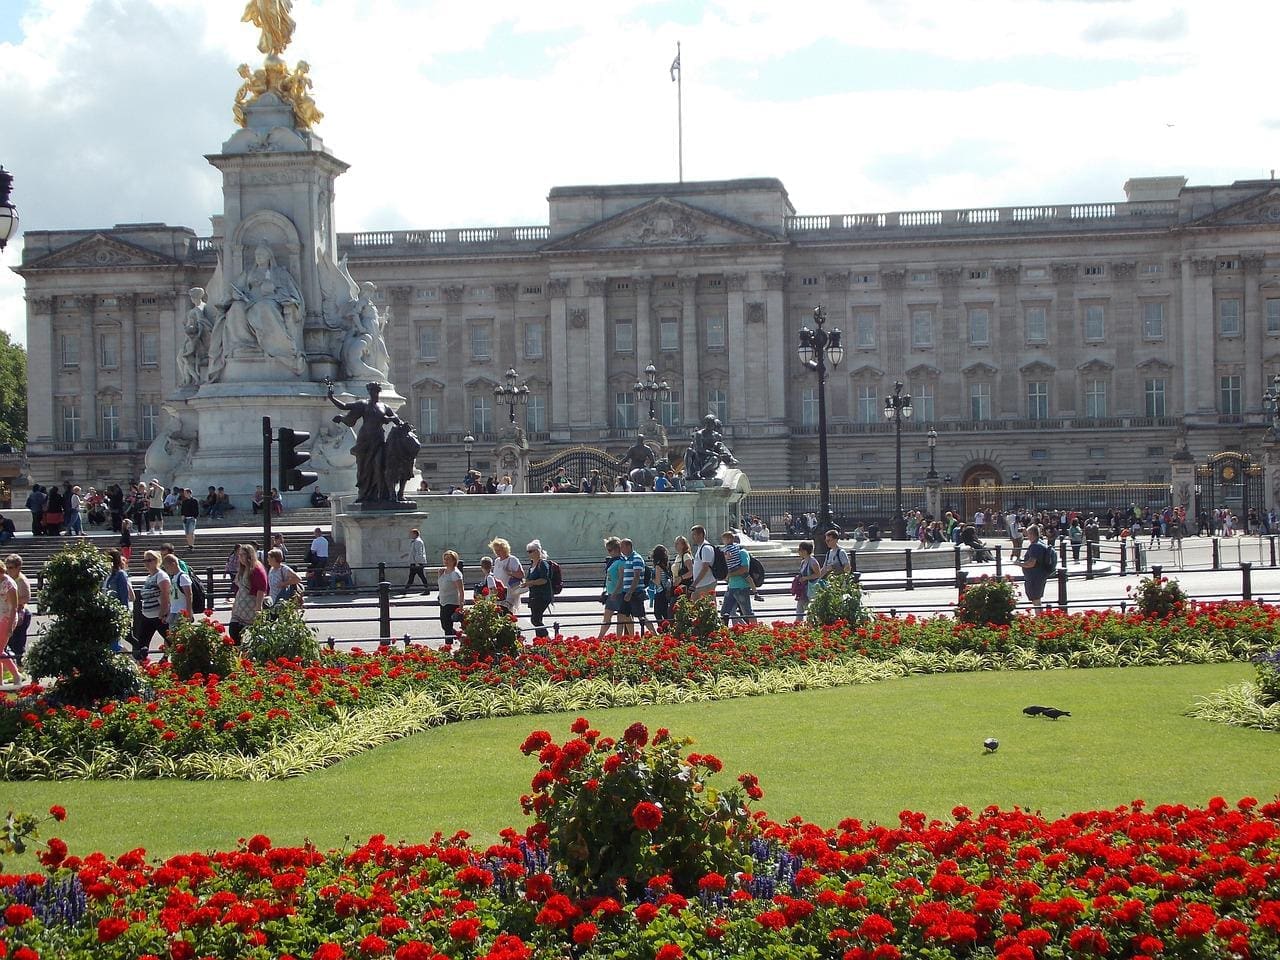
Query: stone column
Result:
<box><xmin>495</xmin><ymin>282</ymin><xmax>519</xmax><ymax>373</ymax></box>
<box><xmin>1169</xmin><ymin>445</ymin><xmax>1196</xmax><ymax>515</ymax></box>
<box><xmin>1244</xmin><ymin>253</ymin><xmax>1265</xmax><ymax>413</ymax></box>
<box><xmin>679</xmin><ymin>274</ymin><xmax>699</xmax><ymax>425</ymax></box>
<box><xmin>79</xmin><ymin>295</ymin><xmax>98</xmax><ymax>439</ymax></box>
<box><xmin>1263</xmin><ymin>437</ymin><xmax>1280</xmax><ymax>515</ymax></box>
<box><xmin>726</xmin><ymin>272</ymin><xmax>748</xmax><ymax>424</ymax></box>
<box><xmin>442</xmin><ymin>284</ymin><xmax>466</xmax><ymax>431</ymax></box>
<box><xmin>994</xmin><ymin>264</ymin><xmax>1021</xmax><ymax>415</ymax></box>
<box><xmin>118</xmin><ymin>293</ymin><xmax>138</xmax><ymax>441</ymax></box>
<box><xmin>585</xmin><ymin>277</ymin><xmax>609</xmax><ymax>432</ymax></box>
<box><xmin>1185</xmin><ymin>257</ymin><xmax>1216</xmax><ymax>415</ymax></box>
<box><xmin>882</xmin><ymin>269</ymin><xmax>912</xmax><ymax>401</ymax></box>
<box><xmin>1111</xmin><ymin>262</ymin><xmax>1137</xmax><ymax>413</ymax></box>
<box><xmin>764</xmin><ymin>270</ymin><xmax>787</xmax><ymax>421</ymax></box>
<box><xmin>925</xmin><ymin>475</ymin><xmax>942</xmax><ymax>521</ymax></box>
<box><xmin>938</xmin><ymin>267</ymin><xmax>965</xmax><ymax>410</ymax></box>
<box><xmin>26</xmin><ymin>297</ymin><xmax>54</xmax><ymax>443</ymax></box>
<box><xmin>634</xmin><ymin>276</ymin><xmax>652</xmax><ymax>372</ymax></box>
<box><xmin>387</xmin><ymin>286</ymin><xmax>414</xmax><ymax>394</ymax></box>
<box><xmin>547</xmin><ymin>278</ymin><xmax>570</xmax><ymax>439</ymax></box>
<box><xmin>1051</xmin><ymin>263</ymin><xmax>1079</xmax><ymax>415</ymax></box>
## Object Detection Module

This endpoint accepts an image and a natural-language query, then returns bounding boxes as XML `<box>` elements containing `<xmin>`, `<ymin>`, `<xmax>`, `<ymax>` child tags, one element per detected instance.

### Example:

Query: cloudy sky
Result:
<box><xmin>2</xmin><ymin>0</ymin><xmax>1278</xmax><ymax>345</ymax></box>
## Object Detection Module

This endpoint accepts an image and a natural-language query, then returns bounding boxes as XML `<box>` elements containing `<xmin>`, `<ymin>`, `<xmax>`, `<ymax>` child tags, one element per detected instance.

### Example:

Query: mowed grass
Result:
<box><xmin>4</xmin><ymin>663</ymin><xmax>1277</xmax><ymax>859</ymax></box>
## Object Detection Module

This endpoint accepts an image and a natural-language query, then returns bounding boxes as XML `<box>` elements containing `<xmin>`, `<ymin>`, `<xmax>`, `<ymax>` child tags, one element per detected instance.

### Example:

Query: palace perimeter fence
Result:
<box><xmin>743</xmin><ymin>483</ymin><xmax>1173</xmax><ymax>532</ymax></box>
<box><xmin>58</xmin><ymin>534</ymin><xmax>1275</xmax><ymax>653</ymax></box>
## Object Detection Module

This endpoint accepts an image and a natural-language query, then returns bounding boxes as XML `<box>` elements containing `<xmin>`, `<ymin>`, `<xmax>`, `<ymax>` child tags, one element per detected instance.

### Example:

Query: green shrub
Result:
<box><xmin>458</xmin><ymin>596</ymin><xmax>521</xmax><ymax>663</ymax></box>
<box><xmin>668</xmin><ymin>591</ymin><xmax>724</xmax><ymax>643</ymax></box>
<box><xmin>22</xmin><ymin>542</ymin><xmax>143</xmax><ymax>704</ymax></box>
<box><xmin>167</xmin><ymin>613</ymin><xmax>240</xmax><ymax>681</ymax></box>
<box><xmin>956</xmin><ymin>575</ymin><xmax>1018</xmax><ymax>626</ymax></box>
<box><xmin>1132</xmin><ymin>575</ymin><xmax>1187</xmax><ymax>618</ymax></box>
<box><xmin>522</xmin><ymin>719</ymin><xmax>759</xmax><ymax>897</ymax></box>
<box><xmin>806</xmin><ymin>571</ymin><xmax>872</xmax><ymax>628</ymax></box>
<box><xmin>242</xmin><ymin>600</ymin><xmax>321</xmax><ymax>665</ymax></box>
<box><xmin>1256</xmin><ymin>649</ymin><xmax>1280</xmax><ymax>705</ymax></box>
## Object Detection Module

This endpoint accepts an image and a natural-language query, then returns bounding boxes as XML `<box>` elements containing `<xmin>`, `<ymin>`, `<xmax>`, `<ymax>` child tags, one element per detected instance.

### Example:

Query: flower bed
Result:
<box><xmin>3</xmin><ymin>720</ymin><xmax>1280</xmax><ymax>960</ymax></box>
<box><xmin>1</xmin><ymin>602</ymin><xmax>1276</xmax><ymax>781</ymax></box>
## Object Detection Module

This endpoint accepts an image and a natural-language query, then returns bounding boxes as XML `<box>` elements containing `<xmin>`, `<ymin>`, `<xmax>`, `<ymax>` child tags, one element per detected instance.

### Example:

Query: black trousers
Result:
<box><xmin>528</xmin><ymin>597</ymin><xmax>551</xmax><ymax>638</ymax></box>
<box><xmin>440</xmin><ymin>603</ymin><xmax>460</xmax><ymax>640</ymax></box>
<box><xmin>132</xmin><ymin>613</ymin><xmax>167</xmax><ymax>662</ymax></box>
<box><xmin>406</xmin><ymin>564</ymin><xmax>430</xmax><ymax>589</ymax></box>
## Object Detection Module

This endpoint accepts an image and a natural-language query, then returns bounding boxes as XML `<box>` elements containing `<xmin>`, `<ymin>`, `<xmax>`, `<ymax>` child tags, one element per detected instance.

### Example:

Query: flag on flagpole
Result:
<box><xmin>670</xmin><ymin>49</ymin><xmax>680</xmax><ymax>81</ymax></box>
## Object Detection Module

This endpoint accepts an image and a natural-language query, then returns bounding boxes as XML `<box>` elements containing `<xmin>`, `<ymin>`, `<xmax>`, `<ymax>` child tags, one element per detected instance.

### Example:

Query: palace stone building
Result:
<box><xmin>15</xmin><ymin>173</ymin><xmax>1280</xmax><ymax>494</ymax></box>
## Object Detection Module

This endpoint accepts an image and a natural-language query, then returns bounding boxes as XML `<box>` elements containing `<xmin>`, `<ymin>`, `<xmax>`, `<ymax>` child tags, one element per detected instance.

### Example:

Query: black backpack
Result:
<box><xmin>1041</xmin><ymin>544</ymin><xmax>1058</xmax><ymax>574</ymax></box>
<box><xmin>748</xmin><ymin>555</ymin><xmax>766</xmax><ymax>589</ymax></box>
<box><xmin>547</xmin><ymin>559</ymin><xmax>563</xmax><ymax>595</ymax></box>
<box><xmin>642</xmin><ymin>564</ymin><xmax>654</xmax><ymax>588</ymax></box>
<box><xmin>185</xmin><ymin>571</ymin><xmax>206</xmax><ymax>613</ymax></box>
<box><xmin>710</xmin><ymin>545</ymin><xmax>728</xmax><ymax>581</ymax></box>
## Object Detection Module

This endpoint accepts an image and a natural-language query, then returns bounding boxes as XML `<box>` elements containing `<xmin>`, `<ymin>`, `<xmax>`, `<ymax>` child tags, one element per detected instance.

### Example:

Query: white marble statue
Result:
<box><xmin>143</xmin><ymin>421</ymin><xmax>194</xmax><ymax>485</ymax></box>
<box><xmin>207</xmin><ymin>243</ymin><xmax>307</xmax><ymax>379</ymax></box>
<box><xmin>311</xmin><ymin>418</ymin><xmax>358</xmax><ymax>471</ymax></box>
<box><xmin>178</xmin><ymin>286</ymin><xmax>217</xmax><ymax>386</ymax></box>
<box><xmin>319</xmin><ymin>253</ymin><xmax>391</xmax><ymax>381</ymax></box>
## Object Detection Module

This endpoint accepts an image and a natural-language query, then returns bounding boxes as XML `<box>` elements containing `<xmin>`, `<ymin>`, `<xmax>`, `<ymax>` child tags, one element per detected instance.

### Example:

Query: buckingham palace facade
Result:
<box><xmin>15</xmin><ymin>173</ymin><xmax>1280</xmax><ymax>492</ymax></box>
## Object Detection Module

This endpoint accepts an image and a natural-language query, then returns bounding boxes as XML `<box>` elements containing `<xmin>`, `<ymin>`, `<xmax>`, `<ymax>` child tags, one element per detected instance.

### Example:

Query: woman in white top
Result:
<box><xmin>161</xmin><ymin>554</ymin><xmax>193</xmax><ymax>629</ymax></box>
<box><xmin>266</xmin><ymin>547</ymin><xmax>303</xmax><ymax>604</ymax></box>
<box><xmin>488</xmin><ymin>537</ymin><xmax>524</xmax><ymax>610</ymax></box>
<box><xmin>671</xmin><ymin>536</ymin><xmax>694</xmax><ymax>595</ymax></box>
<box><xmin>134</xmin><ymin>550</ymin><xmax>171</xmax><ymax>662</ymax></box>
<box><xmin>496</xmin><ymin>475</ymin><xmax>514</xmax><ymax>494</ymax></box>
<box><xmin>437</xmin><ymin>549</ymin><xmax>465</xmax><ymax>642</ymax></box>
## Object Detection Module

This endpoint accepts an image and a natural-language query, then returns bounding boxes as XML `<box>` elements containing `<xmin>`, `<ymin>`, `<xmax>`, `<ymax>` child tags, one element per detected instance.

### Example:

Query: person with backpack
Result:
<box><xmin>817</xmin><ymin>529</ymin><xmax>850</xmax><ymax>580</ymax></box>
<box><xmin>719</xmin><ymin>531</ymin><xmax>756</xmax><ymax>625</ymax></box>
<box><xmin>651</xmin><ymin>544</ymin><xmax>675</xmax><ymax>622</ymax></box>
<box><xmin>689</xmin><ymin>524</ymin><xmax>718</xmax><ymax>600</ymax></box>
<box><xmin>619</xmin><ymin>537</ymin><xmax>653</xmax><ymax>636</ymax></box>
<box><xmin>1020</xmin><ymin>523</ymin><xmax>1054</xmax><ymax>613</ymax></box>
<box><xmin>489</xmin><ymin>538</ymin><xmax>524</xmax><ymax>612</ymax></box>
<box><xmin>792</xmin><ymin>541</ymin><xmax>820</xmax><ymax>623</ymax></box>
<box><xmin>523</xmin><ymin>540</ymin><xmax>555</xmax><ymax>640</ymax></box>
<box><xmin>597</xmin><ymin>537</ymin><xmax>627</xmax><ymax>638</ymax></box>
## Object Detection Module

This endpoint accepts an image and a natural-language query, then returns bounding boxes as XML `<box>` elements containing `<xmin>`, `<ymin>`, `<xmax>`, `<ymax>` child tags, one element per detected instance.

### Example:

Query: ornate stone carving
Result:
<box><xmin>824</xmin><ymin>271</ymin><xmax>848</xmax><ymax>290</ymax></box>
<box><xmin>763</xmin><ymin>271</ymin><xmax>787</xmax><ymax>291</ymax></box>
<box><xmin>387</xmin><ymin>286</ymin><xmax>414</xmax><ymax>301</ymax></box>
<box><xmin>569</xmin><ymin>308</ymin><xmax>589</xmax><ymax>328</ymax></box>
<box><xmin>1110</xmin><ymin>261</ymin><xmax>1137</xmax><ymax>280</ymax></box>
<box><xmin>1168</xmin><ymin>260</ymin><xmax>1181</xmax><ymax>277</ymax></box>
<box><xmin>585</xmin><ymin>278</ymin><xmax>609</xmax><ymax>297</ymax></box>
<box><xmin>1051</xmin><ymin>263</ymin><xmax>1078</xmax><ymax>284</ymax></box>
<box><xmin>632</xmin><ymin>276</ymin><xmax>652</xmax><ymax>295</ymax></box>
<box><xmin>726</xmin><ymin>273</ymin><xmax>747</xmax><ymax>292</ymax></box>
<box><xmin>880</xmin><ymin>269</ymin><xmax>906</xmax><ymax>289</ymax></box>
<box><xmin>494</xmin><ymin>282</ymin><xmax>519</xmax><ymax>302</ymax></box>
<box><xmin>27</xmin><ymin>297</ymin><xmax>53</xmax><ymax>313</ymax></box>
<box><xmin>1192</xmin><ymin>257</ymin><xmax>1215</xmax><ymax>277</ymax></box>
<box><xmin>442</xmin><ymin>284</ymin><xmax>466</xmax><ymax>304</ymax></box>
<box><xmin>627</xmin><ymin>211</ymin><xmax>705</xmax><ymax>245</ymax></box>
<box><xmin>937</xmin><ymin>267</ymin><xmax>963</xmax><ymax>286</ymax></box>
<box><xmin>113</xmin><ymin>293</ymin><xmax>137</xmax><ymax>310</ymax></box>
<box><xmin>207</xmin><ymin>242</ymin><xmax>307</xmax><ymax>379</ymax></box>
<box><xmin>679</xmin><ymin>275</ymin><xmax>699</xmax><ymax>294</ymax></box>
<box><xmin>994</xmin><ymin>265</ymin><xmax>1021</xmax><ymax>284</ymax></box>
<box><xmin>1243</xmin><ymin>253</ymin><xmax>1266</xmax><ymax>272</ymax></box>
<box><xmin>547</xmin><ymin>278</ymin><xmax>570</xmax><ymax>298</ymax></box>
<box><xmin>154</xmin><ymin>292</ymin><xmax>178</xmax><ymax>308</ymax></box>
<box><xmin>746</xmin><ymin>302</ymin><xmax>766</xmax><ymax>323</ymax></box>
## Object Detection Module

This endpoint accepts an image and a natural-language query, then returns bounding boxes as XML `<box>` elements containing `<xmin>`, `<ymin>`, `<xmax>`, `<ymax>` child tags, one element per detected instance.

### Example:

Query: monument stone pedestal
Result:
<box><xmin>332</xmin><ymin>502</ymin><xmax>430</xmax><ymax>573</ymax></box>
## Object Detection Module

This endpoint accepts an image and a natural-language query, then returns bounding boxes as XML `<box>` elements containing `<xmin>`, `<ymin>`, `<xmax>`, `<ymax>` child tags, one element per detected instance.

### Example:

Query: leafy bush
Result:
<box><xmin>242</xmin><ymin>600</ymin><xmax>321</xmax><ymax>665</ymax></box>
<box><xmin>458</xmin><ymin>595</ymin><xmax>521</xmax><ymax>663</ymax></box>
<box><xmin>668</xmin><ymin>591</ymin><xmax>723</xmax><ymax>643</ymax></box>
<box><xmin>167</xmin><ymin>613</ymin><xmax>240</xmax><ymax>681</ymax></box>
<box><xmin>956</xmin><ymin>574</ymin><xmax>1018</xmax><ymax>626</ymax></box>
<box><xmin>22</xmin><ymin>542</ymin><xmax>143</xmax><ymax>704</ymax></box>
<box><xmin>1132</xmin><ymin>574</ymin><xmax>1187</xmax><ymax>618</ymax></box>
<box><xmin>806</xmin><ymin>571</ymin><xmax>872</xmax><ymax>627</ymax></box>
<box><xmin>1256</xmin><ymin>648</ymin><xmax>1280</xmax><ymax>705</ymax></box>
<box><xmin>521</xmin><ymin>719</ymin><xmax>759</xmax><ymax>897</ymax></box>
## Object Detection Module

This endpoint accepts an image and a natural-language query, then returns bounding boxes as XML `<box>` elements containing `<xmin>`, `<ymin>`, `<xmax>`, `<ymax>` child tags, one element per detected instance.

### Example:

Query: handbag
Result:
<box><xmin>43</xmin><ymin>511</ymin><xmax>64</xmax><ymax>526</ymax></box>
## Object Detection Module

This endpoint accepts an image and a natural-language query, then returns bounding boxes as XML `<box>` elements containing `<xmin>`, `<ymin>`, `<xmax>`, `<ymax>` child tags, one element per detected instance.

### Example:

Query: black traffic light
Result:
<box><xmin>277</xmin><ymin>427</ymin><xmax>318</xmax><ymax>491</ymax></box>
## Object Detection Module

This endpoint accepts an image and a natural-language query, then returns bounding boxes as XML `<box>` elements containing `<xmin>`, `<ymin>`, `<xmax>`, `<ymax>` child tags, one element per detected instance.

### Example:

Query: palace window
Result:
<box><xmin>60</xmin><ymin>333</ymin><xmax>79</xmax><ymax>368</ymax></box>
<box><xmin>1084</xmin><ymin>379</ymin><xmax>1108</xmax><ymax>418</ymax></box>
<box><xmin>140</xmin><ymin>402</ymin><xmax>158</xmax><ymax>442</ymax></box>
<box><xmin>659</xmin><ymin>390</ymin><xmax>681</xmax><ymax>428</ymax></box>
<box><xmin>139</xmin><ymin>332</ymin><xmax>158</xmax><ymax>367</ymax></box>
<box><xmin>706</xmin><ymin>388</ymin><xmax>727</xmax><ymax>423</ymax></box>
<box><xmin>471</xmin><ymin>395</ymin><xmax>492</xmax><ymax>434</ymax></box>
<box><xmin>1142</xmin><ymin>302</ymin><xmax>1165</xmax><ymax>340</ymax></box>
<box><xmin>523</xmin><ymin>320</ymin><xmax>544</xmax><ymax>360</ymax></box>
<box><xmin>1267</xmin><ymin>298</ymin><xmax>1280</xmax><ymax>335</ymax></box>
<box><xmin>100</xmin><ymin>404</ymin><xmax>119</xmax><ymax>441</ymax></box>
<box><xmin>98</xmin><ymin>333</ymin><xmax>118</xmax><ymax>369</ymax></box>
<box><xmin>469</xmin><ymin>323</ymin><xmax>492</xmax><ymax>361</ymax></box>
<box><xmin>1084</xmin><ymin>304</ymin><xmax>1105</xmax><ymax>341</ymax></box>
<box><xmin>526</xmin><ymin>394</ymin><xmax>546</xmax><ymax>433</ymax></box>
<box><xmin>614</xmin><ymin>317</ymin><xmax>634</xmax><ymax>354</ymax></box>
<box><xmin>1144</xmin><ymin>378</ymin><xmax>1166</xmax><ymax>417</ymax></box>
<box><xmin>417</xmin><ymin>396</ymin><xmax>439</xmax><ymax>436</ymax></box>
<box><xmin>910</xmin><ymin>382</ymin><xmax>935</xmax><ymax>422</ymax></box>
<box><xmin>659</xmin><ymin>317</ymin><xmax>679</xmax><ymax>351</ymax></box>
<box><xmin>614</xmin><ymin>391</ymin><xmax>637</xmax><ymax>429</ymax></box>
<box><xmin>856</xmin><ymin>385</ymin><xmax>877</xmax><ymax>423</ymax></box>
<box><xmin>418</xmin><ymin>323</ymin><xmax>440</xmax><ymax>361</ymax></box>
<box><xmin>61</xmin><ymin>404</ymin><xmax>81</xmax><ymax>442</ymax></box>
<box><xmin>705</xmin><ymin>313</ymin><xmax>725</xmax><ymax>349</ymax></box>
<box><xmin>1220</xmin><ymin>375</ymin><xmax>1242</xmax><ymax>415</ymax></box>
<box><xmin>1219</xmin><ymin>298</ymin><xmax>1242</xmax><ymax>337</ymax></box>
<box><xmin>801</xmin><ymin>387</ymin><xmax>818</xmax><ymax>428</ymax></box>
<box><xmin>967</xmin><ymin>307</ymin><xmax>990</xmax><ymax>346</ymax></box>
<box><xmin>1025</xmin><ymin>305</ymin><xmax>1047</xmax><ymax>343</ymax></box>
<box><xmin>854</xmin><ymin>312</ymin><xmax>876</xmax><ymax>349</ymax></box>
<box><xmin>969</xmin><ymin>382</ymin><xmax>991</xmax><ymax>421</ymax></box>
<box><xmin>911</xmin><ymin>309</ymin><xmax>933</xmax><ymax>348</ymax></box>
<box><xmin>1027</xmin><ymin>381</ymin><xmax>1048</xmax><ymax>420</ymax></box>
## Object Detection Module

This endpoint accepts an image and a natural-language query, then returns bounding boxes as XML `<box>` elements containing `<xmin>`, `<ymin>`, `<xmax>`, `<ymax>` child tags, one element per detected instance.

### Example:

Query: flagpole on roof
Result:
<box><xmin>671</xmin><ymin>42</ymin><xmax>683</xmax><ymax>183</ymax></box>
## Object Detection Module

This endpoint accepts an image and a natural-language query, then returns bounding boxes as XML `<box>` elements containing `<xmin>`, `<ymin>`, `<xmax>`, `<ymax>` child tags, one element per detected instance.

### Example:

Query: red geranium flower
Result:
<box><xmin>4</xmin><ymin>903</ymin><xmax>34</xmax><ymax>926</ymax></box>
<box><xmin>623</xmin><ymin>721</ymin><xmax>649</xmax><ymax>747</ymax></box>
<box><xmin>572</xmin><ymin>921</ymin><xmax>598</xmax><ymax>945</ymax></box>
<box><xmin>97</xmin><ymin>917</ymin><xmax>130</xmax><ymax>942</ymax></box>
<box><xmin>656</xmin><ymin>945</ymin><xmax>684</xmax><ymax>960</ymax></box>
<box><xmin>632</xmin><ymin>801</ymin><xmax>663</xmax><ymax>831</ymax></box>
<box><xmin>48</xmin><ymin>805</ymin><xmax>67</xmax><ymax>822</ymax></box>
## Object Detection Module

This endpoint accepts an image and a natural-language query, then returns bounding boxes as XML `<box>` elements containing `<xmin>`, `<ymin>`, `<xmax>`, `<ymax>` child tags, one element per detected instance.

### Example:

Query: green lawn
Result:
<box><xmin>5</xmin><ymin>663</ymin><xmax>1276</xmax><ymax>859</ymax></box>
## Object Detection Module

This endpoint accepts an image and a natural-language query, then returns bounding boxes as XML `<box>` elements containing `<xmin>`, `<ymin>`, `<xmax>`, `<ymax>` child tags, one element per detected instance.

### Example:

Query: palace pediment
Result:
<box><xmin>542</xmin><ymin>197</ymin><xmax>783</xmax><ymax>252</ymax></box>
<box><xmin>22</xmin><ymin>233</ymin><xmax>183</xmax><ymax>271</ymax></box>
<box><xmin>1183</xmin><ymin>187</ymin><xmax>1280</xmax><ymax>229</ymax></box>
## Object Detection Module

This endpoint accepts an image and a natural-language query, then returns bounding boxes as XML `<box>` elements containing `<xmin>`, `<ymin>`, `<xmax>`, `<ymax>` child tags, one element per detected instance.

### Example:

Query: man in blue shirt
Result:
<box><xmin>654</xmin><ymin>472</ymin><xmax>670</xmax><ymax>492</ymax></box>
<box><xmin>719</xmin><ymin>531</ymin><xmax>756</xmax><ymax>625</ymax></box>
<box><xmin>619</xmin><ymin>537</ymin><xmax>653</xmax><ymax>635</ymax></box>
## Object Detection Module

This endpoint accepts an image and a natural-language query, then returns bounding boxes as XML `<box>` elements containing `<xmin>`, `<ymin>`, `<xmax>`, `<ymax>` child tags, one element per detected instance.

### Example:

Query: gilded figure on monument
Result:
<box><xmin>242</xmin><ymin>0</ymin><xmax>296</xmax><ymax>57</ymax></box>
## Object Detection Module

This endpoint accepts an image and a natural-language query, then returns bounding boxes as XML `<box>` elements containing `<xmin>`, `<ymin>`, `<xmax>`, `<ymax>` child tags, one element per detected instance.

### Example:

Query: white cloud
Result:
<box><xmin>2</xmin><ymin>0</ymin><xmax>1279</xmax><ymax>346</ymax></box>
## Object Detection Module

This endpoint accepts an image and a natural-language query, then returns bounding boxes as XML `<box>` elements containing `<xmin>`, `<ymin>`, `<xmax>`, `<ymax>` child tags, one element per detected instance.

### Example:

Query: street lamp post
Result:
<box><xmin>0</xmin><ymin>168</ymin><xmax>18</xmax><ymax>253</ymax></box>
<box><xmin>634</xmin><ymin>362</ymin><xmax>671</xmax><ymax>423</ymax></box>
<box><xmin>883</xmin><ymin>380</ymin><xmax>913</xmax><ymax>539</ymax></box>
<box><xmin>926</xmin><ymin>427</ymin><xmax>938</xmax><ymax>480</ymax></box>
<box><xmin>463</xmin><ymin>434</ymin><xmax>475</xmax><ymax>473</ymax></box>
<box><xmin>1263</xmin><ymin>373</ymin><xmax>1280</xmax><ymax>438</ymax></box>
<box><xmin>493</xmin><ymin>367</ymin><xmax>530</xmax><ymax>426</ymax></box>
<box><xmin>798</xmin><ymin>306</ymin><xmax>844</xmax><ymax>538</ymax></box>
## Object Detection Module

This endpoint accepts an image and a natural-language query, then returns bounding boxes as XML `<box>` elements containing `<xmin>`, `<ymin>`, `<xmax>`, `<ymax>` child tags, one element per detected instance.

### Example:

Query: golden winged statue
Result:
<box><xmin>242</xmin><ymin>0</ymin><xmax>295</xmax><ymax>57</ymax></box>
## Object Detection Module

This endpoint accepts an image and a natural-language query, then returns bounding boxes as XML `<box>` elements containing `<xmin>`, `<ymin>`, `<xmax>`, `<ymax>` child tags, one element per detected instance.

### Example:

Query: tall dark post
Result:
<box><xmin>261</xmin><ymin>416</ymin><xmax>272</xmax><ymax>554</ymax></box>
<box><xmin>798</xmin><ymin>306</ymin><xmax>844</xmax><ymax>547</ymax></box>
<box><xmin>463</xmin><ymin>434</ymin><xmax>474</xmax><ymax>473</ymax></box>
<box><xmin>883</xmin><ymin>380</ymin><xmax>913</xmax><ymax>539</ymax></box>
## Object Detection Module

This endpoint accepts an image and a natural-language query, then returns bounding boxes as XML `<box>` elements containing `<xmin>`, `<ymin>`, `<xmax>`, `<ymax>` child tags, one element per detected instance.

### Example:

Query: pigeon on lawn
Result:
<box><xmin>1022</xmin><ymin>705</ymin><xmax>1050</xmax><ymax>716</ymax></box>
<box><xmin>1042</xmin><ymin>708</ymin><xmax>1072</xmax><ymax>720</ymax></box>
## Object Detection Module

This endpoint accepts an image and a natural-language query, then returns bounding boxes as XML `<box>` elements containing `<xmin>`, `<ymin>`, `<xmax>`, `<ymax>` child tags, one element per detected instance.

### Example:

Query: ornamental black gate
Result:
<box><xmin>526</xmin><ymin>445</ymin><xmax>623</xmax><ymax>492</ymax></box>
<box><xmin>1194</xmin><ymin>451</ymin><xmax>1263</xmax><ymax>524</ymax></box>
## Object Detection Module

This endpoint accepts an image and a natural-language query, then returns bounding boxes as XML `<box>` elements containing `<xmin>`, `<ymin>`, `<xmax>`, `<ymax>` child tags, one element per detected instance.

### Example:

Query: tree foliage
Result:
<box><xmin>0</xmin><ymin>330</ymin><xmax>25</xmax><ymax>448</ymax></box>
